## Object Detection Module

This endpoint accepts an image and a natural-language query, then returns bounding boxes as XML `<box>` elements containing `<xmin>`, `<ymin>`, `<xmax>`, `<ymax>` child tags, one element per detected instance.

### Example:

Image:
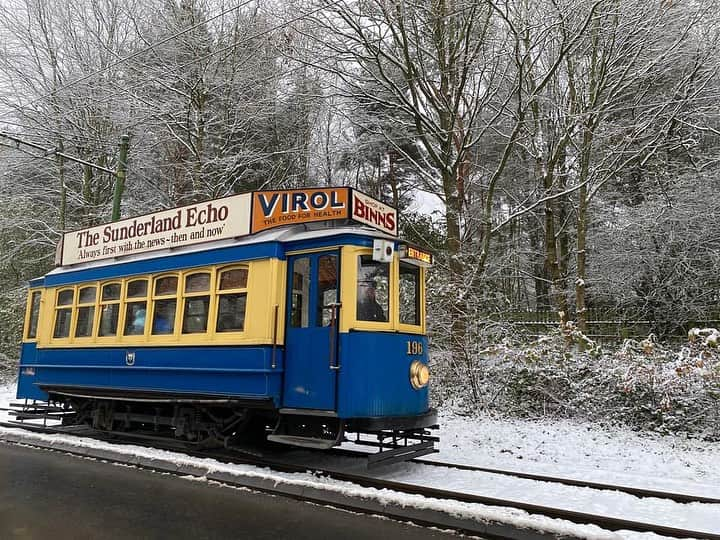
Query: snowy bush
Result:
<box><xmin>431</xmin><ymin>326</ymin><xmax>720</xmax><ymax>440</ymax></box>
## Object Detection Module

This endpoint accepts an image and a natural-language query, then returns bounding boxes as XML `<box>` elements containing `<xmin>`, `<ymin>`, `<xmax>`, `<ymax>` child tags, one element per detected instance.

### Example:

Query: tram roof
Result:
<box><xmin>33</xmin><ymin>224</ymin><xmax>395</xmax><ymax>287</ymax></box>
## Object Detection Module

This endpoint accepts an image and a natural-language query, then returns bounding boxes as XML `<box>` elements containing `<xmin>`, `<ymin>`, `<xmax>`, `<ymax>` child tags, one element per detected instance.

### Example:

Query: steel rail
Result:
<box><xmin>1</xmin><ymin>421</ymin><xmax>718</xmax><ymax>540</ymax></box>
<box><xmin>329</xmin><ymin>447</ymin><xmax>720</xmax><ymax>505</ymax></box>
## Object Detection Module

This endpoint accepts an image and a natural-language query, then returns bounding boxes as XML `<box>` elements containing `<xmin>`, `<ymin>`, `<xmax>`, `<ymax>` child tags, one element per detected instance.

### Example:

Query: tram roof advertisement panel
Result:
<box><xmin>351</xmin><ymin>189</ymin><xmax>398</xmax><ymax>236</ymax></box>
<box><xmin>60</xmin><ymin>193</ymin><xmax>252</xmax><ymax>266</ymax></box>
<box><xmin>251</xmin><ymin>187</ymin><xmax>350</xmax><ymax>233</ymax></box>
<box><xmin>59</xmin><ymin>187</ymin><xmax>398</xmax><ymax>267</ymax></box>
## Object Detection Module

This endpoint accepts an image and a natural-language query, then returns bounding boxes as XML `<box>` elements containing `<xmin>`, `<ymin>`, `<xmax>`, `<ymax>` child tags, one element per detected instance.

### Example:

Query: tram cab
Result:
<box><xmin>16</xmin><ymin>187</ymin><xmax>436</xmax><ymax>459</ymax></box>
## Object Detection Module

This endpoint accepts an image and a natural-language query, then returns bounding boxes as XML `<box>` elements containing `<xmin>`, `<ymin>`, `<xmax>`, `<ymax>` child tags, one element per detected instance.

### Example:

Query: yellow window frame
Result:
<box><xmin>97</xmin><ymin>281</ymin><xmax>123</xmax><ymax>342</ymax></box>
<box><xmin>120</xmin><ymin>277</ymin><xmax>150</xmax><ymax>341</ymax></box>
<box><xmin>178</xmin><ymin>270</ymin><xmax>215</xmax><ymax>341</ymax></box>
<box><xmin>73</xmin><ymin>284</ymin><xmax>99</xmax><ymax>341</ymax></box>
<box><xmin>23</xmin><ymin>289</ymin><xmax>43</xmax><ymax>342</ymax></box>
<box><xmin>341</xmin><ymin>246</ymin><xmax>426</xmax><ymax>335</ymax></box>
<box><xmin>149</xmin><ymin>273</ymin><xmax>180</xmax><ymax>340</ymax></box>
<box><xmin>213</xmin><ymin>265</ymin><xmax>249</xmax><ymax>336</ymax></box>
<box><xmin>52</xmin><ymin>286</ymin><xmax>76</xmax><ymax>343</ymax></box>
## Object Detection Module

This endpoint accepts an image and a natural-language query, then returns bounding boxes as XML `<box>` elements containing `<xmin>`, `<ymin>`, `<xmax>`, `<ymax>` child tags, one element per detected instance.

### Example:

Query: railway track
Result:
<box><xmin>1</xmin><ymin>419</ymin><xmax>718</xmax><ymax>540</ymax></box>
<box><xmin>329</xmin><ymin>447</ymin><xmax>720</xmax><ymax>505</ymax></box>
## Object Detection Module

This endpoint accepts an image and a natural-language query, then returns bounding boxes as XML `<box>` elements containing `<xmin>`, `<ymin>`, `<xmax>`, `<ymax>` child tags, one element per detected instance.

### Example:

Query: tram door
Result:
<box><xmin>283</xmin><ymin>250</ymin><xmax>340</xmax><ymax>411</ymax></box>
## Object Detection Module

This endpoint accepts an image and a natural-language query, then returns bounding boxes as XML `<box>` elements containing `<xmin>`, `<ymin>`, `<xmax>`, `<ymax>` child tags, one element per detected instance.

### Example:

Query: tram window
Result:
<box><xmin>216</xmin><ymin>267</ymin><xmax>248</xmax><ymax>332</ymax></box>
<box><xmin>356</xmin><ymin>256</ymin><xmax>388</xmax><ymax>322</ymax></box>
<box><xmin>124</xmin><ymin>279</ymin><xmax>148</xmax><ymax>336</ymax></box>
<box><xmin>219</xmin><ymin>268</ymin><xmax>247</xmax><ymax>289</ymax></box>
<box><xmin>126</xmin><ymin>279</ymin><xmax>147</xmax><ymax>298</ymax></box>
<box><xmin>75</xmin><ymin>286</ymin><xmax>96</xmax><ymax>338</ymax></box>
<box><xmin>399</xmin><ymin>263</ymin><xmax>420</xmax><ymax>326</ymax></box>
<box><xmin>290</xmin><ymin>258</ymin><xmax>310</xmax><ymax>328</ymax></box>
<box><xmin>216</xmin><ymin>293</ymin><xmax>246</xmax><ymax>332</ymax></box>
<box><xmin>53</xmin><ymin>288</ymin><xmax>74</xmax><ymax>338</ymax></box>
<box><xmin>26</xmin><ymin>291</ymin><xmax>41</xmax><ymax>339</ymax></box>
<box><xmin>57</xmin><ymin>289</ymin><xmax>74</xmax><ymax>306</ymax></box>
<box><xmin>152</xmin><ymin>276</ymin><xmax>178</xmax><ymax>335</ymax></box>
<box><xmin>185</xmin><ymin>273</ymin><xmax>210</xmax><ymax>293</ymax></box>
<box><xmin>317</xmin><ymin>255</ymin><xmax>338</xmax><ymax>327</ymax></box>
<box><xmin>99</xmin><ymin>283</ymin><xmax>121</xmax><ymax>337</ymax></box>
<box><xmin>152</xmin><ymin>299</ymin><xmax>176</xmax><ymax>334</ymax></box>
<box><xmin>102</xmin><ymin>283</ymin><xmax>121</xmax><ymax>301</ymax></box>
<box><xmin>182</xmin><ymin>272</ymin><xmax>210</xmax><ymax>334</ymax></box>
<box><xmin>124</xmin><ymin>302</ymin><xmax>147</xmax><ymax>336</ymax></box>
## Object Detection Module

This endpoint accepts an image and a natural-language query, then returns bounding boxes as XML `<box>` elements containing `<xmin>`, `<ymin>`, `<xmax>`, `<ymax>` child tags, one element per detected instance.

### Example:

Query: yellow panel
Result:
<box><xmin>341</xmin><ymin>246</ymin><xmax>426</xmax><ymax>335</ymax></box>
<box><xmin>38</xmin><ymin>258</ymin><xmax>288</xmax><ymax>349</ymax></box>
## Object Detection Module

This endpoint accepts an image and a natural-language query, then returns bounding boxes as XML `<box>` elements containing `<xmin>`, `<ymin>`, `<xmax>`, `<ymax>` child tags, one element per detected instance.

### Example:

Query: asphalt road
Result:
<box><xmin>0</xmin><ymin>441</ymin><xmax>469</xmax><ymax>540</ymax></box>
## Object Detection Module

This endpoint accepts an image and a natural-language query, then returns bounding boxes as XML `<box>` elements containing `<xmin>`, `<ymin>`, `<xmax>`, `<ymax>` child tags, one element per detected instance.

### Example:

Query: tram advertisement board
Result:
<box><xmin>59</xmin><ymin>187</ymin><xmax>398</xmax><ymax>266</ymax></box>
<box><xmin>60</xmin><ymin>193</ymin><xmax>252</xmax><ymax>266</ymax></box>
<box><xmin>251</xmin><ymin>187</ymin><xmax>397</xmax><ymax>236</ymax></box>
<box><xmin>251</xmin><ymin>188</ymin><xmax>350</xmax><ymax>233</ymax></box>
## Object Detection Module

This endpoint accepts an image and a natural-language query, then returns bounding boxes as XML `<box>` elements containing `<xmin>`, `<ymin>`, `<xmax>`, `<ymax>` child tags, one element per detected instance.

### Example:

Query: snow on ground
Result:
<box><xmin>433</xmin><ymin>411</ymin><xmax>720</xmax><ymax>495</ymax></box>
<box><xmin>1</xmin><ymin>381</ymin><xmax>719</xmax><ymax>539</ymax></box>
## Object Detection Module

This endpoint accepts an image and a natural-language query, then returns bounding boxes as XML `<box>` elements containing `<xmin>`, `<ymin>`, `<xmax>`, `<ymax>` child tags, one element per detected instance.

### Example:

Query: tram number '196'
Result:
<box><xmin>406</xmin><ymin>341</ymin><xmax>423</xmax><ymax>355</ymax></box>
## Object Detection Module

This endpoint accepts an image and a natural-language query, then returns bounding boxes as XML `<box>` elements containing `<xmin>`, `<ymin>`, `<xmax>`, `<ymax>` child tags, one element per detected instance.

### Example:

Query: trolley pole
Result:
<box><xmin>0</xmin><ymin>130</ymin><xmax>130</xmax><ymax>224</ymax></box>
<box><xmin>111</xmin><ymin>134</ymin><xmax>130</xmax><ymax>222</ymax></box>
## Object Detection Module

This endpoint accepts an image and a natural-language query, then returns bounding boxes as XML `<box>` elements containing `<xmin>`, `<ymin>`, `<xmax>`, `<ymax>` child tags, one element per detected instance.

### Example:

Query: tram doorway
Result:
<box><xmin>282</xmin><ymin>250</ymin><xmax>340</xmax><ymax>411</ymax></box>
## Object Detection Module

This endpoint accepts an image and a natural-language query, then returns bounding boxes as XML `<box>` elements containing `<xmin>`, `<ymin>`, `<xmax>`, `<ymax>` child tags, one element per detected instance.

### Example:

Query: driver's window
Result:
<box><xmin>356</xmin><ymin>255</ymin><xmax>389</xmax><ymax>322</ymax></box>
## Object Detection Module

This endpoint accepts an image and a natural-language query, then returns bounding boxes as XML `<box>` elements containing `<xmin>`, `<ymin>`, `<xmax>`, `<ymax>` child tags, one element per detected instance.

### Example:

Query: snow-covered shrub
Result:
<box><xmin>431</xmin><ymin>325</ymin><xmax>720</xmax><ymax>440</ymax></box>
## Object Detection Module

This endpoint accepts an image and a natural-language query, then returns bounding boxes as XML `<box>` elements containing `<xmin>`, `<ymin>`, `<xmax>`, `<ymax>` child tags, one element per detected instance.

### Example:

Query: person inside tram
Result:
<box><xmin>357</xmin><ymin>280</ymin><xmax>386</xmax><ymax>322</ymax></box>
<box><xmin>153</xmin><ymin>303</ymin><xmax>174</xmax><ymax>334</ymax></box>
<box><xmin>132</xmin><ymin>307</ymin><xmax>146</xmax><ymax>333</ymax></box>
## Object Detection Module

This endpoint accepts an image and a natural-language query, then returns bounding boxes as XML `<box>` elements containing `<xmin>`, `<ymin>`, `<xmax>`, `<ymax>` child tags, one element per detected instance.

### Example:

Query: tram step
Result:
<box><xmin>267</xmin><ymin>434</ymin><xmax>339</xmax><ymax>449</ymax></box>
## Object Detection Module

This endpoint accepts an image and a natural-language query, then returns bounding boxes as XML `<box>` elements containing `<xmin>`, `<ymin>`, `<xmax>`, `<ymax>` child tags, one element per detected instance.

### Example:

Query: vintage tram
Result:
<box><xmin>15</xmin><ymin>187</ymin><xmax>436</xmax><ymax>463</ymax></box>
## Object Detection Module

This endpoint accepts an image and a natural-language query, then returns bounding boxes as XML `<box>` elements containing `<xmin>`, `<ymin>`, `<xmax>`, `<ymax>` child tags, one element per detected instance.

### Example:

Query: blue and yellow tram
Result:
<box><xmin>16</xmin><ymin>187</ymin><xmax>436</xmax><ymax>459</ymax></box>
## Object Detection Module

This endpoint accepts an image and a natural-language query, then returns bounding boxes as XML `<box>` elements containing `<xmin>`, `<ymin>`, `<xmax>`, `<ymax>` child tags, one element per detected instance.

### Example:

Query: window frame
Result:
<box><xmin>344</xmin><ymin>246</ymin><xmax>426</xmax><ymax>335</ymax></box>
<box><xmin>180</xmin><ymin>270</ymin><xmax>214</xmax><ymax>336</ymax></box>
<box><xmin>213</xmin><ymin>265</ymin><xmax>249</xmax><ymax>334</ymax></box>
<box><xmin>150</xmin><ymin>273</ymin><xmax>180</xmax><ymax>338</ymax></box>
<box><xmin>97</xmin><ymin>281</ymin><xmax>123</xmax><ymax>340</ymax></box>
<box><xmin>74</xmin><ymin>285</ymin><xmax>98</xmax><ymax>340</ymax></box>
<box><xmin>398</xmin><ymin>261</ymin><xmax>422</xmax><ymax>329</ymax></box>
<box><xmin>121</xmin><ymin>277</ymin><xmax>149</xmax><ymax>338</ymax></box>
<box><xmin>52</xmin><ymin>286</ymin><xmax>76</xmax><ymax>341</ymax></box>
<box><xmin>354</xmin><ymin>254</ymin><xmax>392</xmax><ymax>327</ymax></box>
<box><xmin>24</xmin><ymin>289</ymin><xmax>43</xmax><ymax>341</ymax></box>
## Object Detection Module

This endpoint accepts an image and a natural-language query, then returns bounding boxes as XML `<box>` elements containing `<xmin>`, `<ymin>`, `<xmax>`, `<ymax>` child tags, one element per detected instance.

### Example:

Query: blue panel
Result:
<box><xmin>282</xmin><ymin>252</ymin><xmax>339</xmax><ymax>410</ymax></box>
<box><xmin>15</xmin><ymin>345</ymin><xmax>283</xmax><ymax>405</ymax></box>
<box><xmin>16</xmin><ymin>342</ymin><xmax>46</xmax><ymax>401</ymax></box>
<box><xmin>45</xmin><ymin>242</ymin><xmax>284</xmax><ymax>286</ymax></box>
<box><xmin>284</xmin><ymin>233</ymin><xmax>376</xmax><ymax>253</ymax></box>
<box><xmin>336</xmin><ymin>331</ymin><xmax>430</xmax><ymax>418</ymax></box>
